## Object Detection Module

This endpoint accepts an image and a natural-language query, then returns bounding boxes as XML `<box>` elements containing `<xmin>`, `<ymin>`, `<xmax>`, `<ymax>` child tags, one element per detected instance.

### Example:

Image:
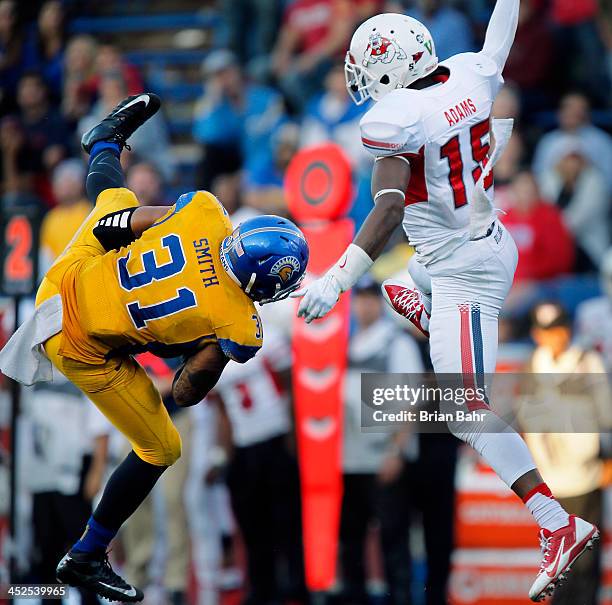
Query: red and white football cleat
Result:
<box><xmin>528</xmin><ymin>515</ymin><xmax>600</xmax><ymax>602</ymax></box>
<box><xmin>381</xmin><ymin>280</ymin><xmax>431</xmax><ymax>337</ymax></box>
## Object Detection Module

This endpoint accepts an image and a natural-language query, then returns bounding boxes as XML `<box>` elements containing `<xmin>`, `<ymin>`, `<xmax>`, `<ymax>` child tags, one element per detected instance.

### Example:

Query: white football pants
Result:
<box><xmin>411</xmin><ymin>221</ymin><xmax>537</xmax><ymax>488</ymax></box>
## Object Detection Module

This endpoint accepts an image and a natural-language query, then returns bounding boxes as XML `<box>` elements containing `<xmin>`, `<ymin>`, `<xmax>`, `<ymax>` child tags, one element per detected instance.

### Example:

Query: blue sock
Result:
<box><xmin>71</xmin><ymin>515</ymin><xmax>118</xmax><ymax>554</ymax></box>
<box><xmin>89</xmin><ymin>141</ymin><xmax>121</xmax><ymax>163</ymax></box>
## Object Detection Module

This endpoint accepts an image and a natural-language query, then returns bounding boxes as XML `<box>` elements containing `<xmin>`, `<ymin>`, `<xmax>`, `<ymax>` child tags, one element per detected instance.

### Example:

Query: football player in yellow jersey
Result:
<box><xmin>1</xmin><ymin>93</ymin><xmax>308</xmax><ymax>601</ymax></box>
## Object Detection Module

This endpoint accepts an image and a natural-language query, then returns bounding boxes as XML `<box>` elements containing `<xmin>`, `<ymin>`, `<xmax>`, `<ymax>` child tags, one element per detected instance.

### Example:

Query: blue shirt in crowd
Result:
<box><xmin>408</xmin><ymin>6</ymin><xmax>475</xmax><ymax>61</ymax></box>
<box><xmin>193</xmin><ymin>84</ymin><xmax>286</xmax><ymax>179</ymax></box>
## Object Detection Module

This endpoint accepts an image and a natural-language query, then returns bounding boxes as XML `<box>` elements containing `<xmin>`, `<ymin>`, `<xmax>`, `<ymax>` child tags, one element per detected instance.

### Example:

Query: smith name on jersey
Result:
<box><xmin>360</xmin><ymin>52</ymin><xmax>504</xmax><ymax>265</ymax></box>
<box><xmin>44</xmin><ymin>190</ymin><xmax>263</xmax><ymax>365</ymax></box>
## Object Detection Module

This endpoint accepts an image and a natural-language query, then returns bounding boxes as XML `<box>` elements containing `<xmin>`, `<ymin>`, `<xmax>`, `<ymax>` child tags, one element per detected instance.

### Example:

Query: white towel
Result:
<box><xmin>0</xmin><ymin>294</ymin><xmax>63</xmax><ymax>385</ymax></box>
<box><xmin>469</xmin><ymin>118</ymin><xmax>514</xmax><ymax>239</ymax></box>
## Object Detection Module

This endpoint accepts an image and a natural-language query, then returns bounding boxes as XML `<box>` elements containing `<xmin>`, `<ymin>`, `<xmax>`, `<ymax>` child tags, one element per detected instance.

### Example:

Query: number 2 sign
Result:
<box><xmin>1</xmin><ymin>208</ymin><xmax>39</xmax><ymax>296</ymax></box>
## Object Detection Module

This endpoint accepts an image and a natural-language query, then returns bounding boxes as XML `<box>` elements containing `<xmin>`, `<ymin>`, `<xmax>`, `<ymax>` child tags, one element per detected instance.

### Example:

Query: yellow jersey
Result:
<box><xmin>46</xmin><ymin>190</ymin><xmax>263</xmax><ymax>365</ymax></box>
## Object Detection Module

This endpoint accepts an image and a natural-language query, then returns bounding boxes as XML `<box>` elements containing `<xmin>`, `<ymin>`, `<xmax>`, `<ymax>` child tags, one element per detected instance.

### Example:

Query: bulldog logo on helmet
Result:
<box><xmin>270</xmin><ymin>256</ymin><xmax>301</xmax><ymax>284</ymax></box>
<box><xmin>363</xmin><ymin>32</ymin><xmax>407</xmax><ymax>66</ymax></box>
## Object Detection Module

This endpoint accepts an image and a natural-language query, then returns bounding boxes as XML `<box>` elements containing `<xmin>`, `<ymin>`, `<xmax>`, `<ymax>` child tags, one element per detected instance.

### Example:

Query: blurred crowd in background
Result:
<box><xmin>1</xmin><ymin>0</ymin><xmax>612</xmax><ymax>604</ymax></box>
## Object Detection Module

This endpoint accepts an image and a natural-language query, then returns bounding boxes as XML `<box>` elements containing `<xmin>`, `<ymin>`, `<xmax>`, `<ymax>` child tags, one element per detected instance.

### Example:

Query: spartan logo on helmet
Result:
<box><xmin>269</xmin><ymin>256</ymin><xmax>301</xmax><ymax>284</ymax></box>
<box><xmin>363</xmin><ymin>32</ymin><xmax>407</xmax><ymax>66</ymax></box>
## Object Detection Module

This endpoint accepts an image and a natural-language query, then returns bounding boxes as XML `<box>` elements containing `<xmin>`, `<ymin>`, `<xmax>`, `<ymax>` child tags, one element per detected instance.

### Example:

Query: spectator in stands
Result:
<box><xmin>539</xmin><ymin>139</ymin><xmax>610</xmax><ymax>272</ymax></box>
<box><xmin>222</xmin><ymin>0</ymin><xmax>281</xmax><ymax>70</ymax></box>
<box><xmin>402</xmin><ymin>0</ymin><xmax>475</xmax><ymax>60</ymax></box>
<box><xmin>193</xmin><ymin>50</ymin><xmax>285</xmax><ymax>189</ymax></box>
<box><xmin>491</xmin><ymin>132</ymin><xmax>525</xmax><ymax>212</ymax></box>
<box><xmin>79</xmin><ymin>71</ymin><xmax>174</xmax><ymax>181</ymax></box>
<box><xmin>212</xmin><ymin>172</ymin><xmax>249</xmax><ymax>221</ymax></box>
<box><xmin>491</xmin><ymin>85</ymin><xmax>526</xmax><ymax>210</ymax></box>
<box><xmin>0</xmin><ymin>116</ymin><xmax>36</xmax><ymax>205</ymax></box>
<box><xmin>521</xmin><ymin>301</ymin><xmax>612</xmax><ymax>605</ymax></box>
<box><xmin>271</xmin><ymin>0</ymin><xmax>354</xmax><ymax>111</ymax></box>
<box><xmin>244</xmin><ymin>122</ymin><xmax>299</xmax><ymax>215</ymax></box>
<box><xmin>340</xmin><ymin>276</ymin><xmax>425</xmax><ymax>605</ymax></box>
<box><xmin>94</xmin><ymin>44</ymin><xmax>143</xmax><ymax>96</ymax></box>
<box><xmin>502</xmin><ymin>171</ymin><xmax>575</xmax><ymax>281</ymax></box>
<box><xmin>16</xmin><ymin>70</ymin><xmax>68</xmax><ymax>170</ymax></box>
<box><xmin>300</xmin><ymin>63</ymin><xmax>373</xmax><ymax>226</ymax></box>
<box><xmin>210</xmin><ymin>324</ymin><xmax>308</xmax><ymax>605</ymax></box>
<box><xmin>493</xmin><ymin>131</ymin><xmax>524</xmax><ymax>188</ymax></box>
<box><xmin>549</xmin><ymin>0</ymin><xmax>610</xmax><ymax>105</ymax></box>
<box><xmin>300</xmin><ymin>63</ymin><xmax>370</xmax><ymax>169</ymax></box>
<box><xmin>39</xmin><ymin>159</ymin><xmax>91</xmax><ymax>273</ymax></box>
<box><xmin>22</xmin><ymin>1</ymin><xmax>66</xmax><ymax>99</ymax></box>
<box><xmin>2</xmin><ymin>71</ymin><xmax>69</xmax><ymax>206</ymax></box>
<box><xmin>503</xmin><ymin>0</ymin><xmax>554</xmax><ymax>114</ymax></box>
<box><xmin>62</xmin><ymin>35</ymin><xmax>98</xmax><ymax>122</ymax></box>
<box><xmin>126</xmin><ymin>161</ymin><xmax>168</xmax><ymax>207</ymax></box>
<box><xmin>575</xmin><ymin>249</ymin><xmax>612</xmax><ymax>372</ymax></box>
<box><xmin>532</xmin><ymin>93</ymin><xmax>612</xmax><ymax>192</ymax></box>
<box><xmin>492</xmin><ymin>83</ymin><xmax>522</xmax><ymax>123</ymax></box>
<box><xmin>0</xmin><ymin>0</ymin><xmax>25</xmax><ymax>102</ymax></box>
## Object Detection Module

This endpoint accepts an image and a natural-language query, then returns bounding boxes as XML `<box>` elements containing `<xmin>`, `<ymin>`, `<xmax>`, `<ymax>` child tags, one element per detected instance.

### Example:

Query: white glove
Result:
<box><xmin>292</xmin><ymin>273</ymin><xmax>343</xmax><ymax>323</ymax></box>
<box><xmin>293</xmin><ymin>244</ymin><xmax>373</xmax><ymax>323</ymax></box>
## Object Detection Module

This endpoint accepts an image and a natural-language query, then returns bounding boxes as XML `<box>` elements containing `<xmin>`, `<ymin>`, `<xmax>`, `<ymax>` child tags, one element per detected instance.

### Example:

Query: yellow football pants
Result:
<box><xmin>38</xmin><ymin>188</ymin><xmax>182</xmax><ymax>467</ymax></box>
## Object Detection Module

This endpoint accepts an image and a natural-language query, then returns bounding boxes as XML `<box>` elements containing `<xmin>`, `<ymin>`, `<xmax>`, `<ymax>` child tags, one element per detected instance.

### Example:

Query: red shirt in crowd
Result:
<box><xmin>550</xmin><ymin>0</ymin><xmax>597</xmax><ymax>25</ymax></box>
<box><xmin>504</xmin><ymin>10</ymin><xmax>554</xmax><ymax>90</ymax></box>
<box><xmin>283</xmin><ymin>0</ymin><xmax>336</xmax><ymax>52</ymax></box>
<box><xmin>502</xmin><ymin>201</ymin><xmax>575</xmax><ymax>281</ymax></box>
<box><xmin>282</xmin><ymin>0</ymin><xmax>379</xmax><ymax>54</ymax></box>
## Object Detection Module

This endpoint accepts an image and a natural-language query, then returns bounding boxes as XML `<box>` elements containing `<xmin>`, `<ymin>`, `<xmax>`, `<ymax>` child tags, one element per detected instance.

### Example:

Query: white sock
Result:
<box><xmin>523</xmin><ymin>484</ymin><xmax>570</xmax><ymax>533</ymax></box>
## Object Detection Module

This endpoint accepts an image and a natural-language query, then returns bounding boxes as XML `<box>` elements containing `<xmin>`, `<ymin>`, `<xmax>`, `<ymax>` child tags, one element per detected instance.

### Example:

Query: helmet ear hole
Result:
<box><xmin>380</xmin><ymin>75</ymin><xmax>390</xmax><ymax>85</ymax></box>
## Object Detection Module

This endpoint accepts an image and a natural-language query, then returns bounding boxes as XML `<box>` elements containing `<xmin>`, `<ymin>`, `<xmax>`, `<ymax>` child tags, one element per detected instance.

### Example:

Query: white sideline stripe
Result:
<box><xmin>452</xmin><ymin>548</ymin><xmax>541</xmax><ymax>566</ymax></box>
<box><xmin>236</xmin><ymin>226</ymin><xmax>306</xmax><ymax>243</ymax></box>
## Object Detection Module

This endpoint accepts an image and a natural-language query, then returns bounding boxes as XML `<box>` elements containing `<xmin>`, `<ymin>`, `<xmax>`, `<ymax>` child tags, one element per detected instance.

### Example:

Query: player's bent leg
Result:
<box><xmin>86</xmin><ymin>143</ymin><xmax>125</xmax><ymax>203</ymax></box>
<box><xmin>428</xmin><ymin>277</ymin><xmax>597</xmax><ymax>601</ymax></box>
<box><xmin>408</xmin><ymin>255</ymin><xmax>432</xmax><ymax>297</ymax></box>
<box><xmin>45</xmin><ymin>334</ymin><xmax>182</xmax><ymax>466</ymax></box>
<box><xmin>381</xmin><ymin>256</ymin><xmax>432</xmax><ymax>336</ymax></box>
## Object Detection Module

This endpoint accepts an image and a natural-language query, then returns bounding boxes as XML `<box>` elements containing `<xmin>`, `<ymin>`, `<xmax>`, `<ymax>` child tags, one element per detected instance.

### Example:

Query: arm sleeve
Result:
<box><xmin>92</xmin><ymin>207</ymin><xmax>138</xmax><ymax>251</ymax></box>
<box><xmin>481</xmin><ymin>0</ymin><xmax>520</xmax><ymax>72</ymax></box>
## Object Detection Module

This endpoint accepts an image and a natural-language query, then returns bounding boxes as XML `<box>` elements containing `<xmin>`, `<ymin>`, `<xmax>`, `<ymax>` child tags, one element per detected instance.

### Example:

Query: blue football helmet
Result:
<box><xmin>220</xmin><ymin>215</ymin><xmax>309</xmax><ymax>304</ymax></box>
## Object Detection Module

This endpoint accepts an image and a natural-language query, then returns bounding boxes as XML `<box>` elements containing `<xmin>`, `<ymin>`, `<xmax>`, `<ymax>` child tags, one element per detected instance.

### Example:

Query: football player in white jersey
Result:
<box><xmin>293</xmin><ymin>0</ymin><xmax>600</xmax><ymax>600</ymax></box>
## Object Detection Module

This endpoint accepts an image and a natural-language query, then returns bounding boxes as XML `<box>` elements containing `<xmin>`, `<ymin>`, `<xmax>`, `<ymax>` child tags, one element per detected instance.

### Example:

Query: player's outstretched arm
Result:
<box><xmin>481</xmin><ymin>0</ymin><xmax>520</xmax><ymax>72</ymax></box>
<box><xmin>293</xmin><ymin>156</ymin><xmax>410</xmax><ymax>323</ymax></box>
<box><xmin>172</xmin><ymin>342</ymin><xmax>229</xmax><ymax>407</ymax></box>
<box><xmin>354</xmin><ymin>156</ymin><xmax>411</xmax><ymax>258</ymax></box>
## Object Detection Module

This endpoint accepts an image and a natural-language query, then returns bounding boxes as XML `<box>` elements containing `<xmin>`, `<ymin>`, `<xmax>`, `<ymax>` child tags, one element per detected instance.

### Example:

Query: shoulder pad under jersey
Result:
<box><xmin>444</xmin><ymin>52</ymin><xmax>499</xmax><ymax>78</ymax></box>
<box><xmin>445</xmin><ymin>52</ymin><xmax>503</xmax><ymax>98</ymax></box>
<box><xmin>360</xmin><ymin>89</ymin><xmax>425</xmax><ymax>157</ymax></box>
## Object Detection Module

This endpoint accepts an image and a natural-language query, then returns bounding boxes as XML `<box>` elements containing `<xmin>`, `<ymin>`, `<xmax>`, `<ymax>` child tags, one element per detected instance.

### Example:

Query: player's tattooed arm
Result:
<box><xmin>354</xmin><ymin>155</ymin><xmax>411</xmax><ymax>259</ymax></box>
<box><xmin>172</xmin><ymin>342</ymin><xmax>229</xmax><ymax>407</ymax></box>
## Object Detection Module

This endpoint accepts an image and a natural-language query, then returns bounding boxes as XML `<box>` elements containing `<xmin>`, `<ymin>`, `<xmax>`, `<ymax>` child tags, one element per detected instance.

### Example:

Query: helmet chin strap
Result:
<box><xmin>244</xmin><ymin>272</ymin><xmax>257</xmax><ymax>294</ymax></box>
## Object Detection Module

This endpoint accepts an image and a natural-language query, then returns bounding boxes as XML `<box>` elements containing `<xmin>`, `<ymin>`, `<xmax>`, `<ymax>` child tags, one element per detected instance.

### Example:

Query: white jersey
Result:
<box><xmin>214</xmin><ymin>327</ymin><xmax>291</xmax><ymax>448</ymax></box>
<box><xmin>360</xmin><ymin>52</ymin><xmax>504</xmax><ymax>265</ymax></box>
